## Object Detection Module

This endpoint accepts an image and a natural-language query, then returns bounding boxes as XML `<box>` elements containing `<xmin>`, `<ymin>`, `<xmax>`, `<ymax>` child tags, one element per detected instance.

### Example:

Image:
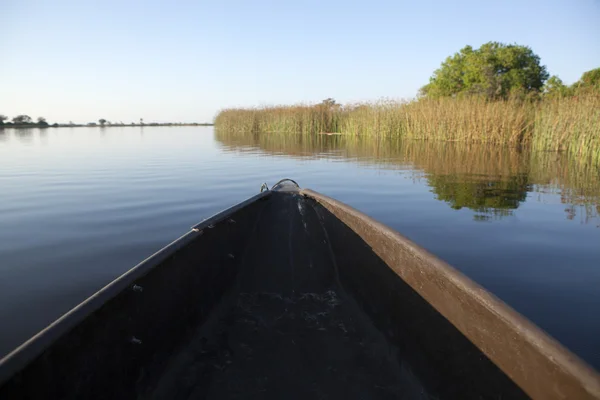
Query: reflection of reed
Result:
<box><xmin>529</xmin><ymin>151</ymin><xmax>600</xmax><ymax>225</ymax></box>
<box><xmin>215</xmin><ymin>130</ymin><xmax>600</xmax><ymax>223</ymax></box>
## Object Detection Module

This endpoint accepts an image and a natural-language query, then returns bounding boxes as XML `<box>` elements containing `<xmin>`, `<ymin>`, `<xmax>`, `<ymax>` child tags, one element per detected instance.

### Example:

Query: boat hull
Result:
<box><xmin>1</xmin><ymin>188</ymin><xmax>598</xmax><ymax>399</ymax></box>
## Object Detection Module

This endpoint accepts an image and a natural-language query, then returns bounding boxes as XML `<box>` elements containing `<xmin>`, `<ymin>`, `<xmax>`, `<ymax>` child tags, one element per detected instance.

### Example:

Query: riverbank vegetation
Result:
<box><xmin>215</xmin><ymin>94</ymin><xmax>600</xmax><ymax>163</ymax></box>
<box><xmin>214</xmin><ymin>42</ymin><xmax>600</xmax><ymax>165</ymax></box>
<box><xmin>0</xmin><ymin>115</ymin><xmax>213</xmax><ymax>128</ymax></box>
<box><xmin>0</xmin><ymin>115</ymin><xmax>54</xmax><ymax>128</ymax></box>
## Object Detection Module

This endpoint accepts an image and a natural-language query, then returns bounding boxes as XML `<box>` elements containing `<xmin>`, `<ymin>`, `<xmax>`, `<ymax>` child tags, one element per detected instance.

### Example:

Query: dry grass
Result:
<box><xmin>215</xmin><ymin>94</ymin><xmax>600</xmax><ymax>163</ymax></box>
<box><xmin>532</xmin><ymin>94</ymin><xmax>600</xmax><ymax>165</ymax></box>
<box><xmin>214</xmin><ymin>104</ymin><xmax>343</xmax><ymax>135</ymax></box>
<box><xmin>342</xmin><ymin>97</ymin><xmax>533</xmax><ymax>144</ymax></box>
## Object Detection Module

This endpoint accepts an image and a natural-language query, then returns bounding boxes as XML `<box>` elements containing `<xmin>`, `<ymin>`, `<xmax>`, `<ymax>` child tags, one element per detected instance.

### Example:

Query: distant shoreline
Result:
<box><xmin>0</xmin><ymin>123</ymin><xmax>213</xmax><ymax>129</ymax></box>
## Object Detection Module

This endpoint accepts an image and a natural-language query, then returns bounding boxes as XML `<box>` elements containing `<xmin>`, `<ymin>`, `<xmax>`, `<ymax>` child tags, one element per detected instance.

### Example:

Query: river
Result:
<box><xmin>0</xmin><ymin>126</ymin><xmax>599</xmax><ymax>369</ymax></box>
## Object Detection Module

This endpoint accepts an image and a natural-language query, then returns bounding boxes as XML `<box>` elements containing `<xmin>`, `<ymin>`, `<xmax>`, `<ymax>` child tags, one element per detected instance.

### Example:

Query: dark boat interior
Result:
<box><xmin>146</xmin><ymin>190</ymin><xmax>529</xmax><ymax>400</ymax></box>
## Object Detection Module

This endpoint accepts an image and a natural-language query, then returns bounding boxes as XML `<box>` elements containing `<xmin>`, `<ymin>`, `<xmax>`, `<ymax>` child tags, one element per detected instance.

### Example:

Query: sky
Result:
<box><xmin>1</xmin><ymin>0</ymin><xmax>599</xmax><ymax>124</ymax></box>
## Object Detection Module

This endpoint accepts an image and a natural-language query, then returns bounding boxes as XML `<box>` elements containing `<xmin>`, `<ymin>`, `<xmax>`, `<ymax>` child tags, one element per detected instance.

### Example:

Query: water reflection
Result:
<box><xmin>427</xmin><ymin>174</ymin><xmax>530</xmax><ymax>215</ymax></box>
<box><xmin>215</xmin><ymin>130</ymin><xmax>600</xmax><ymax>223</ymax></box>
<box><xmin>38</xmin><ymin>129</ymin><xmax>49</xmax><ymax>146</ymax></box>
<box><xmin>14</xmin><ymin>129</ymin><xmax>35</xmax><ymax>144</ymax></box>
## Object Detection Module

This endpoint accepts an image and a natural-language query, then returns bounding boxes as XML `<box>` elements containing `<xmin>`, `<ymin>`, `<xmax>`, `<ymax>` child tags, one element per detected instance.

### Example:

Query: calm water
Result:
<box><xmin>1</xmin><ymin>127</ymin><xmax>599</xmax><ymax>369</ymax></box>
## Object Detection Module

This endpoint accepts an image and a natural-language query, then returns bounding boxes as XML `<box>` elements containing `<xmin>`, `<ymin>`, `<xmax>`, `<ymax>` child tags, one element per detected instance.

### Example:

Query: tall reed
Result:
<box><xmin>532</xmin><ymin>94</ymin><xmax>600</xmax><ymax>165</ymax></box>
<box><xmin>214</xmin><ymin>94</ymin><xmax>600</xmax><ymax>164</ymax></box>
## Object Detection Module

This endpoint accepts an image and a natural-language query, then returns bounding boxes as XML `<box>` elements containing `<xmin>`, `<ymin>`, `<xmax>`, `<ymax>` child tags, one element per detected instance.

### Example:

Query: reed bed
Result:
<box><xmin>215</xmin><ymin>94</ymin><xmax>600</xmax><ymax>163</ymax></box>
<box><xmin>342</xmin><ymin>98</ymin><xmax>533</xmax><ymax>144</ymax></box>
<box><xmin>532</xmin><ymin>94</ymin><xmax>600</xmax><ymax>165</ymax></box>
<box><xmin>213</xmin><ymin>104</ymin><xmax>343</xmax><ymax>135</ymax></box>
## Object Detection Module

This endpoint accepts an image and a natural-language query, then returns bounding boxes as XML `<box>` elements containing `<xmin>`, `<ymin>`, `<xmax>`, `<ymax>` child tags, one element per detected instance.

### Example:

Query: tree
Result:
<box><xmin>420</xmin><ymin>42</ymin><xmax>549</xmax><ymax>99</ymax></box>
<box><xmin>543</xmin><ymin>75</ymin><xmax>571</xmax><ymax>98</ymax></box>
<box><xmin>12</xmin><ymin>115</ymin><xmax>33</xmax><ymax>124</ymax></box>
<box><xmin>37</xmin><ymin>117</ymin><xmax>49</xmax><ymax>126</ymax></box>
<box><xmin>320</xmin><ymin>98</ymin><xmax>337</xmax><ymax>107</ymax></box>
<box><xmin>0</xmin><ymin>115</ymin><xmax>7</xmax><ymax>125</ymax></box>
<box><xmin>572</xmin><ymin>67</ymin><xmax>600</xmax><ymax>93</ymax></box>
<box><xmin>99</xmin><ymin>118</ymin><xmax>107</xmax><ymax>126</ymax></box>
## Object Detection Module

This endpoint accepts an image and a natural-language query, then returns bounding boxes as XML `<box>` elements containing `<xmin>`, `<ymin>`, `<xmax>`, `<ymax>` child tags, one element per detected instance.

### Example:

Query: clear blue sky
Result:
<box><xmin>1</xmin><ymin>0</ymin><xmax>599</xmax><ymax>123</ymax></box>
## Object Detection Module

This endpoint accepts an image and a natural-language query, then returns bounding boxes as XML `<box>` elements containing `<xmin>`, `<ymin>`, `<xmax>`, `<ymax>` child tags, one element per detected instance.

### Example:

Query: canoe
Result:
<box><xmin>0</xmin><ymin>180</ymin><xmax>599</xmax><ymax>399</ymax></box>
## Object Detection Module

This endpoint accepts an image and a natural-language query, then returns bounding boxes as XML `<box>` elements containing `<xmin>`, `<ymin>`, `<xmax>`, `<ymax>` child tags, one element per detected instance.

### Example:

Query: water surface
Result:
<box><xmin>1</xmin><ymin>127</ymin><xmax>599</xmax><ymax>369</ymax></box>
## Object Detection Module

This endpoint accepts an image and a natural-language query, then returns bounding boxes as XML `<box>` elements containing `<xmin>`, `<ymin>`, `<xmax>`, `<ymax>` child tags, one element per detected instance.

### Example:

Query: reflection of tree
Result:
<box><xmin>427</xmin><ymin>173</ymin><xmax>531</xmax><ymax>218</ymax></box>
<box><xmin>14</xmin><ymin>129</ymin><xmax>35</xmax><ymax>143</ymax></box>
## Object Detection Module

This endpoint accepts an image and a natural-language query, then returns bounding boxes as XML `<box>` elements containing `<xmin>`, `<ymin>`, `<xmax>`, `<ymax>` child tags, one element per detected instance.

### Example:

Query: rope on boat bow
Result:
<box><xmin>260</xmin><ymin>179</ymin><xmax>300</xmax><ymax>192</ymax></box>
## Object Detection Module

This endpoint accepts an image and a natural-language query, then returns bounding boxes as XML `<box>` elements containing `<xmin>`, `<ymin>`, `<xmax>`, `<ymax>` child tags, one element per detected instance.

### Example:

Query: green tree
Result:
<box><xmin>37</xmin><ymin>117</ymin><xmax>49</xmax><ymax>126</ymax></box>
<box><xmin>0</xmin><ymin>115</ymin><xmax>7</xmax><ymax>125</ymax></box>
<box><xmin>572</xmin><ymin>67</ymin><xmax>600</xmax><ymax>93</ymax></box>
<box><xmin>99</xmin><ymin>118</ymin><xmax>107</xmax><ymax>126</ymax></box>
<box><xmin>421</xmin><ymin>42</ymin><xmax>549</xmax><ymax>99</ymax></box>
<box><xmin>543</xmin><ymin>75</ymin><xmax>571</xmax><ymax>97</ymax></box>
<box><xmin>12</xmin><ymin>115</ymin><xmax>32</xmax><ymax>124</ymax></box>
<box><xmin>320</xmin><ymin>98</ymin><xmax>338</xmax><ymax>107</ymax></box>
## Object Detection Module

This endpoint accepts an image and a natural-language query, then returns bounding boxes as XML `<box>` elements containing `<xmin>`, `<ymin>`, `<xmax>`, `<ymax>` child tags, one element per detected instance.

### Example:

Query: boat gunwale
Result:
<box><xmin>301</xmin><ymin>188</ymin><xmax>600</xmax><ymax>400</ymax></box>
<box><xmin>0</xmin><ymin>190</ymin><xmax>271</xmax><ymax>386</ymax></box>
